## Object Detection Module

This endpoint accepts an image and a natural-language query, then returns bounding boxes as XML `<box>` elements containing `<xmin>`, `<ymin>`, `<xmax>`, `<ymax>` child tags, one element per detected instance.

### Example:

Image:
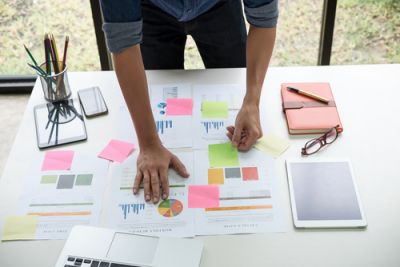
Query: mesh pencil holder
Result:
<box><xmin>37</xmin><ymin>61</ymin><xmax>71</xmax><ymax>102</ymax></box>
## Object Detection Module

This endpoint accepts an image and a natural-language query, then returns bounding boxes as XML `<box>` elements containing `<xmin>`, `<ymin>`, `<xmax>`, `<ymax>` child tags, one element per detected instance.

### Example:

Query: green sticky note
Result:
<box><xmin>75</xmin><ymin>174</ymin><xmax>93</xmax><ymax>186</ymax></box>
<box><xmin>254</xmin><ymin>134</ymin><xmax>290</xmax><ymax>158</ymax></box>
<box><xmin>40</xmin><ymin>175</ymin><xmax>58</xmax><ymax>184</ymax></box>
<box><xmin>208</xmin><ymin>143</ymin><xmax>240</xmax><ymax>167</ymax></box>
<box><xmin>202</xmin><ymin>101</ymin><xmax>228</xmax><ymax>118</ymax></box>
<box><xmin>2</xmin><ymin>215</ymin><xmax>38</xmax><ymax>241</ymax></box>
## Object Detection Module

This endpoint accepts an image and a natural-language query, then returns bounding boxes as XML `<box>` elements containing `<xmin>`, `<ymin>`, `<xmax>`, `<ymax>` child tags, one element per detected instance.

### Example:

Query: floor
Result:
<box><xmin>0</xmin><ymin>95</ymin><xmax>30</xmax><ymax>176</ymax></box>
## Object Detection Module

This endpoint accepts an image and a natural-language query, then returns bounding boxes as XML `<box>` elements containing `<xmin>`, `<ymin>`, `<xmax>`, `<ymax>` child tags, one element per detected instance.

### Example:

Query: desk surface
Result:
<box><xmin>1</xmin><ymin>65</ymin><xmax>400</xmax><ymax>267</ymax></box>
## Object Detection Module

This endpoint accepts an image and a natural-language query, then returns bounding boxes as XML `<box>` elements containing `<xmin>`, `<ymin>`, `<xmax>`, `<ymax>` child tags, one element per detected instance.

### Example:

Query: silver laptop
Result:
<box><xmin>55</xmin><ymin>226</ymin><xmax>203</xmax><ymax>267</ymax></box>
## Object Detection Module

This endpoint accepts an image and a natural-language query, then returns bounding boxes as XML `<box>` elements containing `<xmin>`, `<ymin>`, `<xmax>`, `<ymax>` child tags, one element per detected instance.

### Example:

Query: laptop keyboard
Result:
<box><xmin>64</xmin><ymin>256</ymin><xmax>140</xmax><ymax>267</ymax></box>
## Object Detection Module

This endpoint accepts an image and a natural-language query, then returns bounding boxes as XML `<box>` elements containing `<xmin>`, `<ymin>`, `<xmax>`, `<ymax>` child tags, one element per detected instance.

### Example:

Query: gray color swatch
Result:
<box><xmin>57</xmin><ymin>174</ymin><xmax>75</xmax><ymax>189</ymax></box>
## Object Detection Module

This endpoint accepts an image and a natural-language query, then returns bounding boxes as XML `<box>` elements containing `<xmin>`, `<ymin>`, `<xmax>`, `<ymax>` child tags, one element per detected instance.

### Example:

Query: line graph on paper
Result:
<box><xmin>119</xmin><ymin>203</ymin><xmax>145</xmax><ymax>220</ymax></box>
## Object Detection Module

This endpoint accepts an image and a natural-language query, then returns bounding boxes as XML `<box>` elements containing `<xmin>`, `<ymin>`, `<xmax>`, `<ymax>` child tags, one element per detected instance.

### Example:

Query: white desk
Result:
<box><xmin>1</xmin><ymin>65</ymin><xmax>400</xmax><ymax>267</ymax></box>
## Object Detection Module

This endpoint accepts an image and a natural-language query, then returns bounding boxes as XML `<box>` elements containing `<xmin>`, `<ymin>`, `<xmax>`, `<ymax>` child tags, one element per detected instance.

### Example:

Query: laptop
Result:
<box><xmin>55</xmin><ymin>226</ymin><xmax>203</xmax><ymax>267</ymax></box>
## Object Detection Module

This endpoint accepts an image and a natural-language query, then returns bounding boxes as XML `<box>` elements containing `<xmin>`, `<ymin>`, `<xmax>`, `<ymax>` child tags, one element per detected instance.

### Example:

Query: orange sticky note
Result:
<box><xmin>208</xmin><ymin>168</ymin><xmax>224</xmax><ymax>184</ymax></box>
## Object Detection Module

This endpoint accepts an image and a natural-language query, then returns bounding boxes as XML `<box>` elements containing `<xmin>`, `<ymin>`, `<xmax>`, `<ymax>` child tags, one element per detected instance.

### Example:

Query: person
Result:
<box><xmin>99</xmin><ymin>0</ymin><xmax>278</xmax><ymax>204</ymax></box>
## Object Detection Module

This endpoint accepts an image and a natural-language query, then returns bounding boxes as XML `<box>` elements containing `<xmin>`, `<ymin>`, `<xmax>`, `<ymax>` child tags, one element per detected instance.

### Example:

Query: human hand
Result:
<box><xmin>226</xmin><ymin>103</ymin><xmax>262</xmax><ymax>151</ymax></box>
<box><xmin>133</xmin><ymin>143</ymin><xmax>189</xmax><ymax>203</ymax></box>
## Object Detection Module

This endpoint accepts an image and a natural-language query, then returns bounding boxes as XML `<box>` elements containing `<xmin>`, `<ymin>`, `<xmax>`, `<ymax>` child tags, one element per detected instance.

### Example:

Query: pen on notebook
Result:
<box><xmin>287</xmin><ymin>86</ymin><xmax>330</xmax><ymax>104</ymax></box>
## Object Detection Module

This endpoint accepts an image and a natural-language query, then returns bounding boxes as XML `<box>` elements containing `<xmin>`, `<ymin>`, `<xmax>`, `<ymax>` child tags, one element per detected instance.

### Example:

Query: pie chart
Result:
<box><xmin>158</xmin><ymin>199</ymin><xmax>183</xmax><ymax>218</ymax></box>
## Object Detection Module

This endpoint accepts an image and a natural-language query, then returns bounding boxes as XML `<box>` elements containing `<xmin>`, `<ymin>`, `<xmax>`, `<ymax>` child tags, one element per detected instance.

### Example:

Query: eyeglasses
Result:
<box><xmin>301</xmin><ymin>125</ymin><xmax>340</xmax><ymax>155</ymax></box>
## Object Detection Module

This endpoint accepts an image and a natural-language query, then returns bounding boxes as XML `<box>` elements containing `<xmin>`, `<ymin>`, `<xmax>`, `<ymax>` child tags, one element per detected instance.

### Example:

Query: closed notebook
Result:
<box><xmin>281</xmin><ymin>83</ymin><xmax>343</xmax><ymax>135</ymax></box>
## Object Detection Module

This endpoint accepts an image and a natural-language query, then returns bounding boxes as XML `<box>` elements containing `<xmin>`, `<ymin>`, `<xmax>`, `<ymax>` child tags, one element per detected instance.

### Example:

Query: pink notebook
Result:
<box><xmin>281</xmin><ymin>83</ymin><xmax>343</xmax><ymax>135</ymax></box>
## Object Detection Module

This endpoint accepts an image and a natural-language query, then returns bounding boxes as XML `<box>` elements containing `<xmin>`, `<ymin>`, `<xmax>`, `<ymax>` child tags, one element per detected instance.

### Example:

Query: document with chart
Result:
<box><xmin>193</xmin><ymin>148</ymin><xmax>284</xmax><ymax>235</ymax></box>
<box><xmin>108</xmin><ymin>149</ymin><xmax>284</xmax><ymax>236</ymax></box>
<box><xmin>150</xmin><ymin>84</ymin><xmax>194</xmax><ymax>148</ymax></box>
<box><xmin>192</xmin><ymin>84</ymin><xmax>244</xmax><ymax>149</ymax></box>
<box><xmin>117</xmin><ymin>84</ymin><xmax>194</xmax><ymax>149</ymax></box>
<box><xmin>108</xmin><ymin>151</ymin><xmax>195</xmax><ymax>237</ymax></box>
<box><xmin>15</xmin><ymin>154</ymin><xmax>109</xmax><ymax>240</ymax></box>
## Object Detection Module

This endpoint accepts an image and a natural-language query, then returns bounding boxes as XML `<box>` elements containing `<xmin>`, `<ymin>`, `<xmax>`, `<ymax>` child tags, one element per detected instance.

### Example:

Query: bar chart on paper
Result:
<box><xmin>156</xmin><ymin>120</ymin><xmax>173</xmax><ymax>134</ymax></box>
<box><xmin>119</xmin><ymin>203</ymin><xmax>146</xmax><ymax>220</ymax></box>
<box><xmin>201</xmin><ymin>121</ymin><xmax>225</xmax><ymax>134</ymax></box>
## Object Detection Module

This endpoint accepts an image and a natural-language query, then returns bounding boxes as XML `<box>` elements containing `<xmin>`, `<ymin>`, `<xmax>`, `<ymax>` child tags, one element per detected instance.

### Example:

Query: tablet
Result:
<box><xmin>286</xmin><ymin>159</ymin><xmax>367</xmax><ymax>228</ymax></box>
<box><xmin>34</xmin><ymin>99</ymin><xmax>87</xmax><ymax>149</ymax></box>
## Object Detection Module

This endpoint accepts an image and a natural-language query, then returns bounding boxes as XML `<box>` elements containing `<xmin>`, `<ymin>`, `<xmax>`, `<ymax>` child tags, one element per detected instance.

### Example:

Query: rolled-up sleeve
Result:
<box><xmin>244</xmin><ymin>0</ymin><xmax>279</xmax><ymax>28</ymax></box>
<box><xmin>100</xmin><ymin>0</ymin><xmax>142</xmax><ymax>53</ymax></box>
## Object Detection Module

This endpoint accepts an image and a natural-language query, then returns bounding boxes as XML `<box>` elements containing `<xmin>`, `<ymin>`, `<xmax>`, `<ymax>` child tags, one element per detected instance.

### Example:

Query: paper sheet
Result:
<box><xmin>42</xmin><ymin>150</ymin><xmax>74</xmax><ymax>171</ymax></box>
<box><xmin>2</xmin><ymin>215</ymin><xmax>38</xmax><ymax>241</ymax></box>
<box><xmin>15</xmin><ymin>154</ymin><xmax>109</xmax><ymax>240</ymax></box>
<box><xmin>151</xmin><ymin>84</ymin><xmax>193</xmax><ymax>148</ymax></box>
<box><xmin>254</xmin><ymin>134</ymin><xmax>290</xmax><ymax>158</ymax></box>
<box><xmin>108</xmin><ymin>151</ymin><xmax>195</xmax><ymax>237</ymax></box>
<box><xmin>192</xmin><ymin>85</ymin><xmax>243</xmax><ymax>149</ymax></box>
<box><xmin>98</xmin><ymin>139</ymin><xmax>135</xmax><ymax>163</ymax></box>
<box><xmin>193</xmin><ymin>149</ymin><xmax>285</xmax><ymax>235</ymax></box>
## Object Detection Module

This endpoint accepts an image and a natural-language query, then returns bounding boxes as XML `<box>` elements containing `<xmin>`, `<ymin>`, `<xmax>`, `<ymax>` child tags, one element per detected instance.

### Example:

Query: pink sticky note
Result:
<box><xmin>166</xmin><ymin>98</ymin><xmax>193</xmax><ymax>116</ymax></box>
<box><xmin>98</xmin><ymin>139</ymin><xmax>135</xmax><ymax>163</ymax></box>
<box><xmin>188</xmin><ymin>185</ymin><xmax>220</xmax><ymax>208</ymax></box>
<box><xmin>42</xmin><ymin>150</ymin><xmax>74</xmax><ymax>171</ymax></box>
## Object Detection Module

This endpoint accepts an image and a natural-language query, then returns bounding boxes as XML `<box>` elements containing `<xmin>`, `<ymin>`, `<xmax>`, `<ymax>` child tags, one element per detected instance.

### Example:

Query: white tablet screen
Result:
<box><xmin>289</xmin><ymin>161</ymin><xmax>362</xmax><ymax>221</ymax></box>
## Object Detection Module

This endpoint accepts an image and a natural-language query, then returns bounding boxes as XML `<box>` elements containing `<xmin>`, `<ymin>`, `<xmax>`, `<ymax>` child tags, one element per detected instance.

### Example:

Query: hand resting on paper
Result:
<box><xmin>133</xmin><ymin>143</ymin><xmax>189</xmax><ymax>203</ymax></box>
<box><xmin>226</xmin><ymin>103</ymin><xmax>262</xmax><ymax>151</ymax></box>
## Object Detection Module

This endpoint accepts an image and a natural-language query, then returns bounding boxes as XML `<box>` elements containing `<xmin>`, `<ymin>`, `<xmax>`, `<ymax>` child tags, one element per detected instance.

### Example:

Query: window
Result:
<box><xmin>0</xmin><ymin>0</ymin><xmax>101</xmax><ymax>75</ymax></box>
<box><xmin>331</xmin><ymin>0</ymin><xmax>400</xmax><ymax>64</ymax></box>
<box><xmin>271</xmin><ymin>0</ymin><xmax>324</xmax><ymax>66</ymax></box>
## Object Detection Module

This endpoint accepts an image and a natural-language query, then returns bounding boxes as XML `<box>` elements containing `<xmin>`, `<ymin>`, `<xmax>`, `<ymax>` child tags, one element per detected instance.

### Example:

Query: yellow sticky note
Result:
<box><xmin>254</xmin><ymin>134</ymin><xmax>290</xmax><ymax>158</ymax></box>
<box><xmin>2</xmin><ymin>215</ymin><xmax>38</xmax><ymax>241</ymax></box>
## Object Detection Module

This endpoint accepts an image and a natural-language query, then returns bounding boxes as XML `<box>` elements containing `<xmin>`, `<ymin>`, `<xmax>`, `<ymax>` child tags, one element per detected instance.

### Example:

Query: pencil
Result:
<box><xmin>45</xmin><ymin>34</ymin><xmax>52</xmax><ymax>74</ymax></box>
<box><xmin>27</xmin><ymin>63</ymin><xmax>46</xmax><ymax>76</ymax></box>
<box><xmin>48</xmin><ymin>34</ymin><xmax>59</xmax><ymax>73</ymax></box>
<box><xmin>24</xmin><ymin>44</ymin><xmax>39</xmax><ymax>67</ymax></box>
<box><xmin>50</xmin><ymin>34</ymin><xmax>62</xmax><ymax>71</ymax></box>
<box><xmin>61</xmin><ymin>35</ymin><xmax>69</xmax><ymax>71</ymax></box>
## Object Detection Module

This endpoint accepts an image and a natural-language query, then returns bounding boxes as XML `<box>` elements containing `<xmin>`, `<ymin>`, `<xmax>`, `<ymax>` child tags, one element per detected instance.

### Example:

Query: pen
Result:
<box><xmin>287</xmin><ymin>86</ymin><xmax>330</xmax><ymax>104</ymax></box>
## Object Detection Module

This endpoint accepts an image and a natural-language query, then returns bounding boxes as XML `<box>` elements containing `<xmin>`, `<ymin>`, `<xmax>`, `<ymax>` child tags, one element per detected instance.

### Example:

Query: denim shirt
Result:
<box><xmin>100</xmin><ymin>0</ymin><xmax>279</xmax><ymax>53</ymax></box>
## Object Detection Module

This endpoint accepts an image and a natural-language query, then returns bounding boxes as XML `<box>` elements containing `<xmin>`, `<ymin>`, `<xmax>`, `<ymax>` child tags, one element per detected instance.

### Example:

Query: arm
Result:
<box><xmin>100</xmin><ymin>0</ymin><xmax>188</xmax><ymax>203</ymax></box>
<box><xmin>228</xmin><ymin>26</ymin><xmax>277</xmax><ymax>150</ymax></box>
<box><xmin>228</xmin><ymin>0</ymin><xmax>278</xmax><ymax>151</ymax></box>
<box><xmin>113</xmin><ymin>45</ymin><xmax>189</xmax><ymax>204</ymax></box>
<box><xmin>112</xmin><ymin>45</ymin><xmax>158</xmax><ymax>149</ymax></box>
